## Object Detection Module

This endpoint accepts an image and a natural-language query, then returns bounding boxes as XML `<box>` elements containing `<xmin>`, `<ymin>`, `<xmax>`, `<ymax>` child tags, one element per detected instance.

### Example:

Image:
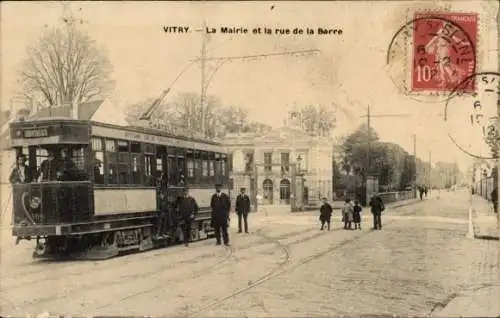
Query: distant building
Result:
<box><xmin>222</xmin><ymin>115</ymin><xmax>334</xmax><ymax>213</ymax></box>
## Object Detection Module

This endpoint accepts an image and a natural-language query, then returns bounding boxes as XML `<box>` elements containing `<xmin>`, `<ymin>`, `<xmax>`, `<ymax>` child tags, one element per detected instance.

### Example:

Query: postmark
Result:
<box><xmin>444</xmin><ymin>72</ymin><xmax>500</xmax><ymax>159</ymax></box>
<box><xmin>386</xmin><ymin>11</ymin><xmax>478</xmax><ymax>103</ymax></box>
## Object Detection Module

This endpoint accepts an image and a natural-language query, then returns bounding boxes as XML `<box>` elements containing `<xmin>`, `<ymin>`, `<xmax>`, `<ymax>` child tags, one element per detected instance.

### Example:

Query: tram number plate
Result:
<box><xmin>23</xmin><ymin>128</ymin><xmax>49</xmax><ymax>138</ymax></box>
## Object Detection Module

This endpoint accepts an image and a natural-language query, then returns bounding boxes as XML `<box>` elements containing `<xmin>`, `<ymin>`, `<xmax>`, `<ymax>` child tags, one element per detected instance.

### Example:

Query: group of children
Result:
<box><xmin>319</xmin><ymin>197</ymin><xmax>362</xmax><ymax>231</ymax></box>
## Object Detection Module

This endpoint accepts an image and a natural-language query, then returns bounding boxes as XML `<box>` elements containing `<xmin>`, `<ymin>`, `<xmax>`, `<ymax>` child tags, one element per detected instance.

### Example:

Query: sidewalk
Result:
<box><xmin>251</xmin><ymin>197</ymin><xmax>420</xmax><ymax>224</ymax></box>
<box><xmin>432</xmin><ymin>195</ymin><xmax>500</xmax><ymax>317</ymax></box>
<box><xmin>471</xmin><ymin>195</ymin><xmax>499</xmax><ymax>240</ymax></box>
<box><xmin>433</xmin><ymin>284</ymin><xmax>500</xmax><ymax>317</ymax></box>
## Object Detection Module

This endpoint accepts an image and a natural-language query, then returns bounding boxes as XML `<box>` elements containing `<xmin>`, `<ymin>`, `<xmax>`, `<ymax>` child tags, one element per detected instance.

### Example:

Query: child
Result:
<box><xmin>319</xmin><ymin>197</ymin><xmax>333</xmax><ymax>230</ymax></box>
<box><xmin>342</xmin><ymin>198</ymin><xmax>354</xmax><ymax>230</ymax></box>
<box><xmin>353</xmin><ymin>200</ymin><xmax>362</xmax><ymax>230</ymax></box>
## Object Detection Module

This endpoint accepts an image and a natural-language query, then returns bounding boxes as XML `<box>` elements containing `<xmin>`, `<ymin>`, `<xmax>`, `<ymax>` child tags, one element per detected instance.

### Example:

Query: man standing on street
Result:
<box><xmin>176</xmin><ymin>187</ymin><xmax>199</xmax><ymax>246</ymax></box>
<box><xmin>211</xmin><ymin>184</ymin><xmax>231</xmax><ymax>246</ymax></box>
<box><xmin>235</xmin><ymin>187</ymin><xmax>251</xmax><ymax>233</ymax></box>
<box><xmin>491</xmin><ymin>186</ymin><xmax>498</xmax><ymax>214</ymax></box>
<box><xmin>369</xmin><ymin>193</ymin><xmax>385</xmax><ymax>230</ymax></box>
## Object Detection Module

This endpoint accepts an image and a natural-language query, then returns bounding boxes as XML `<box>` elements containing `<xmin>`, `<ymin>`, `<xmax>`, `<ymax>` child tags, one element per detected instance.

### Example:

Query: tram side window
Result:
<box><xmin>194</xmin><ymin>151</ymin><xmax>201</xmax><ymax>184</ymax></box>
<box><xmin>91</xmin><ymin>138</ymin><xmax>105</xmax><ymax>184</ymax></box>
<box><xmin>214</xmin><ymin>153</ymin><xmax>221</xmax><ymax>178</ymax></box>
<box><xmin>221</xmin><ymin>154</ymin><xmax>227</xmax><ymax>177</ymax></box>
<box><xmin>130</xmin><ymin>141</ymin><xmax>142</xmax><ymax>185</ymax></box>
<box><xmin>177</xmin><ymin>153</ymin><xmax>186</xmax><ymax>185</ymax></box>
<box><xmin>201</xmin><ymin>152</ymin><xmax>209</xmax><ymax>178</ymax></box>
<box><xmin>186</xmin><ymin>150</ymin><xmax>195</xmax><ymax>183</ymax></box>
<box><xmin>208</xmin><ymin>152</ymin><xmax>215</xmax><ymax>177</ymax></box>
<box><xmin>144</xmin><ymin>143</ymin><xmax>155</xmax><ymax>186</ymax></box>
<box><xmin>105</xmin><ymin>139</ymin><xmax>118</xmax><ymax>184</ymax></box>
<box><xmin>155</xmin><ymin>145</ymin><xmax>167</xmax><ymax>187</ymax></box>
<box><xmin>117</xmin><ymin>140</ymin><xmax>130</xmax><ymax>184</ymax></box>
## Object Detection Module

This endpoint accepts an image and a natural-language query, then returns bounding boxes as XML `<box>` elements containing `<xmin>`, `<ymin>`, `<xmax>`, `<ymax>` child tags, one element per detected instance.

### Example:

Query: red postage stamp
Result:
<box><xmin>411</xmin><ymin>12</ymin><xmax>478</xmax><ymax>93</ymax></box>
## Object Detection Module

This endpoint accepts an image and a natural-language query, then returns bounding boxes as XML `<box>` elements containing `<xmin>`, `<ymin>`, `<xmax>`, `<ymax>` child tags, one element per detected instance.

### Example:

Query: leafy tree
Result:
<box><xmin>341</xmin><ymin>123</ymin><xmax>380</xmax><ymax>175</ymax></box>
<box><xmin>18</xmin><ymin>25</ymin><xmax>114</xmax><ymax>109</ymax></box>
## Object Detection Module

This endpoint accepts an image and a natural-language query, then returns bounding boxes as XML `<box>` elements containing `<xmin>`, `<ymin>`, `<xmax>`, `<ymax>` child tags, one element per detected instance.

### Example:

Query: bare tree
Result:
<box><xmin>18</xmin><ymin>25</ymin><xmax>114</xmax><ymax>109</ymax></box>
<box><xmin>299</xmin><ymin>104</ymin><xmax>337</xmax><ymax>136</ymax></box>
<box><xmin>125</xmin><ymin>92</ymin><xmax>272</xmax><ymax>139</ymax></box>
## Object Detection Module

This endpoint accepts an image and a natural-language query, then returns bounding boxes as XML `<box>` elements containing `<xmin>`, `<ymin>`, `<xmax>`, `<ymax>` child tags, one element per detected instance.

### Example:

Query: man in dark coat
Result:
<box><xmin>156</xmin><ymin>192</ymin><xmax>170</xmax><ymax>236</ymax></box>
<box><xmin>319</xmin><ymin>197</ymin><xmax>333</xmax><ymax>231</ymax></box>
<box><xmin>369</xmin><ymin>193</ymin><xmax>385</xmax><ymax>230</ymax></box>
<box><xmin>235</xmin><ymin>187</ymin><xmax>251</xmax><ymax>233</ymax></box>
<box><xmin>210</xmin><ymin>184</ymin><xmax>231</xmax><ymax>246</ymax></box>
<box><xmin>419</xmin><ymin>186</ymin><xmax>424</xmax><ymax>200</ymax></box>
<box><xmin>491</xmin><ymin>187</ymin><xmax>498</xmax><ymax>213</ymax></box>
<box><xmin>9</xmin><ymin>154</ymin><xmax>33</xmax><ymax>184</ymax></box>
<box><xmin>175</xmin><ymin>187</ymin><xmax>199</xmax><ymax>246</ymax></box>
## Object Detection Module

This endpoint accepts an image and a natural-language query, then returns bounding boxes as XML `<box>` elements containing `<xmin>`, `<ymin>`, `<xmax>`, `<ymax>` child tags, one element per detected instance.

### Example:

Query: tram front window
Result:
<box><xmin>28</xmin><ymin>145</ymin><xmax>89</xmax><ymax>182</ymax></box>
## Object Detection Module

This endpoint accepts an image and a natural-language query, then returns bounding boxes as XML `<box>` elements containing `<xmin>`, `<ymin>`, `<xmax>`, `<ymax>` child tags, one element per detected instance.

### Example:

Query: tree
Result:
<box><xmin>341</xmin><ymin>123</ymin><xmax>380</xmax><ymax>175</ymax></box>
<box><xmin>18</xmin><ymin>25</ymin><xmax>114</xmax><ymax>109</ymax></box>
<box><xmin>125</xmin><ymin>92</ymin><xmax>272</xmax><ymax>139</ymax></box>
<box><xmin>298</xmin><ymin>104</ymin><xmax>336</xmax><ymax>136</ymax></box>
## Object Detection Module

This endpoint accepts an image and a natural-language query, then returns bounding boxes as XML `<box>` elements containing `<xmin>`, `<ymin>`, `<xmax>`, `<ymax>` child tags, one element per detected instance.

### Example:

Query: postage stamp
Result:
<box><xmin>386</xmin><ymin>11</ymin><xmax>479</xmax><ymax>102</ymax></box>
<box><xmin>411</xmin><ymin>12</ymin><xmax>478</xmax><ymax>93</ymax></box>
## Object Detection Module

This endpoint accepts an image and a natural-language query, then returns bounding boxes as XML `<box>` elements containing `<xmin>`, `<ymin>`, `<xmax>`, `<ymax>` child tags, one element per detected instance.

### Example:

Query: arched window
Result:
<box><xmin>280</xmin><ymin>179</ymin><xmax>291</xmax><ymax>204</ymax></box>
<box><xmin>263</xmin><ymin>179</ymin><xmax>273</xmax><ymax>204</ymax></box>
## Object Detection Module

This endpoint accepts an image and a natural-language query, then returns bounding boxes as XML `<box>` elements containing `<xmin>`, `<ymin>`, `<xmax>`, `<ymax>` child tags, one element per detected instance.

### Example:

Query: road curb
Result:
<box><xmin>329</xmin><ymin>198</ymin><xmax>422</xmax><ymax>211</ymax></box>
<box><xmin>430</xmin><ymin>284</ymin><xmax>500</xmax><ymax>317</ymax></box>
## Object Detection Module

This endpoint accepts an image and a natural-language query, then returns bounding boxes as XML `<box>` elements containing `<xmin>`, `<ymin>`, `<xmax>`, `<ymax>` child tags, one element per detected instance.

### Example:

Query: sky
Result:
<box><xmin>1</xmin><ymin>1</ymin><xmax>498</xmax><ymax>173</ymax></box>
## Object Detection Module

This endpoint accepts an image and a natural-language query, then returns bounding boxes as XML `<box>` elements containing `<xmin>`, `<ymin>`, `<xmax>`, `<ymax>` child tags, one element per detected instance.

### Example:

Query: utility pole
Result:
<box><xmin>367</xmin><ymin>105</ymin><xmax>371</xmax><ymax>174</ymax></box>
<box><xmin>428</xmin><ymin>150</ymin><xmax>432</xmax><ymax>193</ymax></box>
<box><xmin>413</xmin><ymin>133</ymin><xmax>417</xmax><ymax>183</ymax></box>
<box><xmin>360</xmin><ymin>109</ymin><xmax>413</xmax><ymax>169</ymax></box>
<box><xmin>359</xmin><ymin>107</ymin><xmax>412</xmax><ymax>204</ymax></box>
<box><xmin>200</xmin><ymin>19</ymin><xmax>207</xmax><ymax>138</ymax></box>
<box><xmin>413</xmin><ymin>133</ymin><xmax>417</xmax><ymax>198</ymax></box>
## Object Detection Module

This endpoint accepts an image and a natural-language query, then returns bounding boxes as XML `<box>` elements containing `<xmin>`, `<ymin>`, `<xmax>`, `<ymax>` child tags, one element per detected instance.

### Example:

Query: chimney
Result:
<box><xmin>72</xmin><ymin>101</ymin><xmax>79</xmax><ymax>119</ymax></box>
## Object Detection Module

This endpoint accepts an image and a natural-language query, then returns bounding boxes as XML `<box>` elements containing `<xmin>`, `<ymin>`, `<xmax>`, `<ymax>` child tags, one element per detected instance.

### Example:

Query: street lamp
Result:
<box><xmin>296</xmin><ymin>154</ymin><xmax>302</xmax><ymax>173</ymax></box>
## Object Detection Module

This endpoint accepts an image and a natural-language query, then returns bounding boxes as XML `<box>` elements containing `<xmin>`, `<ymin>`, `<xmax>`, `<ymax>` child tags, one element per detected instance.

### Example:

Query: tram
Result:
<box><xmin>8</xmin><ymin>117</ymin><xmax>232</xmax><ymax>259</ymax></box>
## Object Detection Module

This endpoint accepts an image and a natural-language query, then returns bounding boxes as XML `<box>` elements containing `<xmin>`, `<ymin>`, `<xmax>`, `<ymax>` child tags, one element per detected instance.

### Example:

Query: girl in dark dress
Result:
<box><xmin>353</xmin><ymin>200</ymin><xmax>362</xmax><ymax>230</ymax></box>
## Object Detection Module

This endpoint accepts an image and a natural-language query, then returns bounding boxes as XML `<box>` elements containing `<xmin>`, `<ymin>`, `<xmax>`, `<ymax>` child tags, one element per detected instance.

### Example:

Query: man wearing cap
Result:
<box><xmin>235</xmin><ymin>187</ymin><xmax>251</xmax><ymax>233</ymax></box>
<box><xmin>210</xmin><ymin>184</ymin><xmax>231</xmax><ymax>246</ymax></box>
<box><xmin>175</xmin><ymin>187</ymin><xmax>199</xmax><ymax>246</ymax></box>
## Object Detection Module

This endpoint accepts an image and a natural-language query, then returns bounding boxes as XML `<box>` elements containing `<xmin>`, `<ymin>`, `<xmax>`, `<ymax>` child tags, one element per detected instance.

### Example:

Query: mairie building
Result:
<box><xmin>222</xmin><ymin>118</ymin><xmax>334</xmax><ymax>214</ymax></box>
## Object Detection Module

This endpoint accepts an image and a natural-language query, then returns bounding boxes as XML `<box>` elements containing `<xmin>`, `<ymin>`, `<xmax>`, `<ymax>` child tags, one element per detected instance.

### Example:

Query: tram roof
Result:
<box><xmin>3</xmin><ymin>99</ymin><xmax>227</xmax><ymax>150</ymax></box>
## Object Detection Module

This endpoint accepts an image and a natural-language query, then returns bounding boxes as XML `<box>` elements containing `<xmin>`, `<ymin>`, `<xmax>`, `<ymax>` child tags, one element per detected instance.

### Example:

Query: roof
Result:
<box><xmin>25</xmin><ymin>100</ymin><xmax>104</xmax><ymax>121</ymax></box>
<box><xmin>223</xmin><ymin>126</ymin><xmax>332</xmax><ymax>146</ymax></box>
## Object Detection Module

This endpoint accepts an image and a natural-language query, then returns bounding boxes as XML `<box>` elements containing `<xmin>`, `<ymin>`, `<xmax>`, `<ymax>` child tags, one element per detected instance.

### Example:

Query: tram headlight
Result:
<box><xmin>29</xmin><ymin>196</ymin><xmax>41</xmax><ymax>209</ymax></box>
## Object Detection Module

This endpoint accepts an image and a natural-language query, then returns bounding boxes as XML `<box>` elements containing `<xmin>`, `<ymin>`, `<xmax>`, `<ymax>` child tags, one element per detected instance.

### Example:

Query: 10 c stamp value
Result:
<box><xmin>411</xmin><ymin>12</ymin><xmax>478</xmax><ymax>93</ymax></box>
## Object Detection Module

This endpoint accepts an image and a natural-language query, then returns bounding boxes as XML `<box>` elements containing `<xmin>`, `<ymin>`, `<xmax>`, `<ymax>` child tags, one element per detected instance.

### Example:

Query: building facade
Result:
<box><xmin>222</xmin><ymin>126</ymin><xmax>333</xmax><ymax>213</ymax></box>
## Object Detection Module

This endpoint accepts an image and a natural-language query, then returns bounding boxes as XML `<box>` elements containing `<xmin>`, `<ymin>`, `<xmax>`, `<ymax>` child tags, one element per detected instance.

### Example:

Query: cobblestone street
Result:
<box><xmin>1</xmin><ymin>191</ymin><xmax>498</xmax><ymax>317</ymax></box>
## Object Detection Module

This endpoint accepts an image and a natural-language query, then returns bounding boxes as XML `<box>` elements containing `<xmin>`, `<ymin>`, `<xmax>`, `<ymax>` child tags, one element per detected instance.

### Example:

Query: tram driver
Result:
<box><xmin>38</xmin><ymin>148</ymin><xmax>85</xmax><ymax>182</ymax></box>
<box><xmin>37</xmin><ymin>149</ymin><xmax>58</xmax><ymax>182</ymax></box>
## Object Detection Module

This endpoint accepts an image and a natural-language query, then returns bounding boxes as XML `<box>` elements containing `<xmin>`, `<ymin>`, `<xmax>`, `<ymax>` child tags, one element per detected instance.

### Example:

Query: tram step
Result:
<box><xmin>118</xmin><ymin>244</ymin><xmax>140</xmax><ymax>252</ymax></box>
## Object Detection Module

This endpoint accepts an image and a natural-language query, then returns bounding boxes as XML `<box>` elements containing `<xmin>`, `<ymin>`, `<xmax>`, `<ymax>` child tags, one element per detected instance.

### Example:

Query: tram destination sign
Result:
<box><xmin>23</xmin><ymin>128</ymin><xmax>49</xmax><ymax>138</ymax></box>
